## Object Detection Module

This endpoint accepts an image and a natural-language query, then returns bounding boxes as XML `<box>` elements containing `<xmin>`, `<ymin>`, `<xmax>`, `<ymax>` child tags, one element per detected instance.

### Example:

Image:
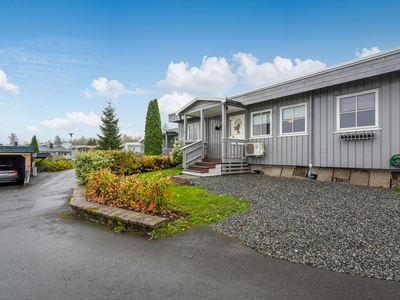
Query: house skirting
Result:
<box><xmin>250</xmin><ymin>164</ymin><xmax>400</xmax><ymax>189</ymax></box>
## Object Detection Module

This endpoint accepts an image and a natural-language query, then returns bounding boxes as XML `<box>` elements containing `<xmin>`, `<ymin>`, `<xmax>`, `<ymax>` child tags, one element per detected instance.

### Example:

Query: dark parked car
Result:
<box><xmin>0</xmin><ymin>164</ymin><xmax>22</xmax><ymax>184</ymax></box>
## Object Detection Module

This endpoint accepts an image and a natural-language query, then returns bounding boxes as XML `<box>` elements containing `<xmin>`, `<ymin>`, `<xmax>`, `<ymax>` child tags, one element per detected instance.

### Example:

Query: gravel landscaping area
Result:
<box><xmin>189</xmin><ymin>174</ymin><xmax>400</xmax><ymax>281</ymax></box>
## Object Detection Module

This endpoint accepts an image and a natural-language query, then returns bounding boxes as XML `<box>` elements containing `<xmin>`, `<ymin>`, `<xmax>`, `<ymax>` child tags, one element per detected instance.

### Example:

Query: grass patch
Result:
<box><xmin>137</xmin><ymin>167</ymin><xmax>182</xmax><ymax>180</ymax></box>
<box><xmin>151</xmin><ymin>184</ymin><xmax>249</xmax><ymax>239</ymax></box>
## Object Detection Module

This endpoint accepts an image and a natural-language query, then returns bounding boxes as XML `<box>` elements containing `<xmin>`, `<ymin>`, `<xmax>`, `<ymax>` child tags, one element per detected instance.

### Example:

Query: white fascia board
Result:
<box><xmin>175</xmin><ymin>97</ymin><xmax>225</xmax><ymax>115</ymax></box>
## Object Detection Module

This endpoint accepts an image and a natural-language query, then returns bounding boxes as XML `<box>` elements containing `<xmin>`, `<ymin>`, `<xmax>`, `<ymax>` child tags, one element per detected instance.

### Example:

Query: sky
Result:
<box><xmin>1</xmin><ymin>0</ymin><xmax>399</xmax><ymax>145</ymax></box>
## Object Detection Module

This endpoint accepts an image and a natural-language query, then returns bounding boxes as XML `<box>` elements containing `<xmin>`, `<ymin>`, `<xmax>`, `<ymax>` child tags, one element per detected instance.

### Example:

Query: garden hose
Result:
<box><xmin>389</xmin><ymin>154</ymin><xmax>400</xmax><ymax>182</ymax></box>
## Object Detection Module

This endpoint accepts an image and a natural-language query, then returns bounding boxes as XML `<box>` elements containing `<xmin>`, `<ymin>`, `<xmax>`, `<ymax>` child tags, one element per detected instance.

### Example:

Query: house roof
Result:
<box><xmin>174</xmin><ymin>97</ymin><xmax>225</xmax><ymax>116</ymax></box>
<box><xmin>0</xmin><ymin>145</ymin><xmax>35</xmax><ymax>154</ymax></box>
<box><xmin>39</xmin><ymin>145</ymin><xmax>70</xmax><ymax>153</ymax></box>
<box><xmin>229</xmin><ymin>46</ymin><xmax>400</xmax><ymax>104</ymax></box>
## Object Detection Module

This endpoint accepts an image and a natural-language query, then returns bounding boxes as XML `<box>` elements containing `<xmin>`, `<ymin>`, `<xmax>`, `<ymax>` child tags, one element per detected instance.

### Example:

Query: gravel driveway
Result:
<box><xmin>189</xmin><ymin>174</ymin><xmax>400</xmax><ymax>281</ymax></box>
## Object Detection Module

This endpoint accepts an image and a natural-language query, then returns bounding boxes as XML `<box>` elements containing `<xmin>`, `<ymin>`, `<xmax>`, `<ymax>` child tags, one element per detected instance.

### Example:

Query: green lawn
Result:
<box><xmin>137</xmin><ymin>167</ymin><xmax>182</xmax><ymax>180</ymax></box>
<box><xmin>146</xmin><ymin>168</ymin><xmax>250</xmax><ymax>239</ymax></box>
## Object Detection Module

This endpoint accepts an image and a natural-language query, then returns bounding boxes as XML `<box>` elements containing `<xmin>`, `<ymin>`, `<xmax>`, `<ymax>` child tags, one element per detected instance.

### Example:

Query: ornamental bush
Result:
<box><xmin>85</xmin><ymin>168</ymin><xmax>171</xmax><ymax>213</ymax></box>
<box><xmin>74</xmin><ymin>149</ymin><xmax>171</xmax><ymax>184</ymax></box>
<box><xmin>36</xmin><ymin>157</ymin><xmax>73</xmax><ymax>173</ymax></box>
<box><xmin>74</xmin><ymin>150</ymin><xmax>113</xmax><ymax>184</ymax></box>
<box><xmin>169</xmin><ymin>137</ymin><xmax>185</xmax><ymax>168</ymax></box>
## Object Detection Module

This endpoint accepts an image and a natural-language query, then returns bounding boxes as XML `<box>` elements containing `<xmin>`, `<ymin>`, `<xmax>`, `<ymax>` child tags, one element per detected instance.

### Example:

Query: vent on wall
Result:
<box><xmin>339</xmin><ymin>133</ymin><xmax>374</xmax><ymax>141</ymax></box>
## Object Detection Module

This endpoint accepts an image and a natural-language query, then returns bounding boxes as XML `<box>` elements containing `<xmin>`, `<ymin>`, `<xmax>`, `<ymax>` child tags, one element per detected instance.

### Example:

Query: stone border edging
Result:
<box><xmin>69</xmin><ymin>185</ymin><xmax>170</xmax><ymax>234</ymax></box>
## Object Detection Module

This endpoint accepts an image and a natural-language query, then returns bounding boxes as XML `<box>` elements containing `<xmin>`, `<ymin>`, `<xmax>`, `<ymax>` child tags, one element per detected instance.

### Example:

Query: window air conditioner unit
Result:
<box><xmin>245</xmin><ymin>143</ymin><xmax>265</xmax><ymax>156</ymax></box>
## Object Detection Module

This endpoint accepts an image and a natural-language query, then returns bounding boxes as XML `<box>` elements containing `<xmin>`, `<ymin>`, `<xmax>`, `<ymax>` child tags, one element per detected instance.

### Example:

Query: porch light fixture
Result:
<box><xmin>215</xmin><ymin>124</ymin><xmax>222</xmax><ymax>130</ymax></box>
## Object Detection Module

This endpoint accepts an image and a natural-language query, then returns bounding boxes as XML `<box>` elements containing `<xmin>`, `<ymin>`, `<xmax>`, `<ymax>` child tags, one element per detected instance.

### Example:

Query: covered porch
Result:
<box><xmin>170</xmin><ymin>97</ymin><xmax>250</xmax><ymax>176</ymax></box>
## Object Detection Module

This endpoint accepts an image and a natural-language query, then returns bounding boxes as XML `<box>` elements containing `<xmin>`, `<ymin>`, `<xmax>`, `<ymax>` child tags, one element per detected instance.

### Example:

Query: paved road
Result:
<box><xmin>1</xmin><ymin>170</ymin><xmax>399</xmax><ymax>300</ymax></box>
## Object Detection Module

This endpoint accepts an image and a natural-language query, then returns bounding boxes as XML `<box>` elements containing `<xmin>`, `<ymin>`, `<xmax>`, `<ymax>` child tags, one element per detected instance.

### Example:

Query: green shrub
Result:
<box><xmin>36</xmin><ymin>157</ymin><xmax>73</xmax><ymax>173</ymax></box>
<box><xmin>74</xmin><ymin>149</ymin><xmax>172</xmax><ymax>184</ymax></box>
<box><xmin>85</xmin><ymin>168</ymin><xmax>171</xmax><ymax>213</ymax></box>
<box><xmin>74</xmin><ymin>150</ymin><xmax>113</xmax><ymax>184</ymax></box>
<box><xmin>169</xmin><ymin>137</ymin><xmax>184</xmax><ymax>168</ymax></box>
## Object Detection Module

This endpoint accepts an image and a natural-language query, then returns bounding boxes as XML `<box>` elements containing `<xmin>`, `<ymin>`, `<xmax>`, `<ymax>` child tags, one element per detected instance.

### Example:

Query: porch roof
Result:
<box><xmin>172</xmin><ymin>97</ymin><xmax>245</xmax><ymax>120</ymax></box>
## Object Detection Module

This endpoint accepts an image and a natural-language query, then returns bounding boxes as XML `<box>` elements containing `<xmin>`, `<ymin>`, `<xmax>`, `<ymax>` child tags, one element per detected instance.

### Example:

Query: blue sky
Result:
<box><xmin>1</xmin><ymin>0</ymin><xmax>399</xmax><ymax>145</ymax></box>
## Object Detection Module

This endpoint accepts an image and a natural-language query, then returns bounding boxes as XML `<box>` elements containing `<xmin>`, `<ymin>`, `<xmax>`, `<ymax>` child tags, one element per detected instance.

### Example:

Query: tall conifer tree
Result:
<box><xmin>29</xmin><ymin>135</ymin><xmax>39</xmax><ymax>153</ymax></box>
<box><xmin>144</xmin><ymin>99</ymin><xmax>163</xmax><ymax>155</ymax></box>
<box><xmin>97</xmin><ymin>101</ymin><xmax>122</xmax><ymax>150</ymax></box>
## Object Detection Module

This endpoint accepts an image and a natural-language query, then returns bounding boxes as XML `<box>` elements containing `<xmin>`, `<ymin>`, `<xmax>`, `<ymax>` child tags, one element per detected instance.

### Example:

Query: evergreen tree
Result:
<box><xmin>97</xmin><ymin>101</ymin><xmax>122</xmax><ymax>150</ymax></box>
<box><xmin>30</xmin><ymin>135</ymin><xmax>39</xmax><ymax>153</ymax></box>
<box><xmin>87</xmin><ymin>138</ymin><xmax>97</xmax><ymax>146</ymax></box>
<box><xmin>144</xmin><ymin>99</ymin><xmax>163</xmax><ymax>155</ymax></box>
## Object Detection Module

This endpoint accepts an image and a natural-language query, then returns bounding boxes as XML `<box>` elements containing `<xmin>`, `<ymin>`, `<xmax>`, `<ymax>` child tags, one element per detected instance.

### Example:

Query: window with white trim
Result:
<box><xmin>337</xmin><ymin>90</ymin><xmax>378</xmax><ymax>131</ymax></box>
<box><xmin>280</xmin><ymin>103</ymin><xmax>307</xmax><ymax>135</ymax></box>
<box><xmin>188</xmin><ymin>123</ymin><xmax>199</xmax><ymax>140</ymax></box>
<box><xmin>251</xmin><ymin>110</ymin><xmax>271</xmax><ymax>137</ymax></box>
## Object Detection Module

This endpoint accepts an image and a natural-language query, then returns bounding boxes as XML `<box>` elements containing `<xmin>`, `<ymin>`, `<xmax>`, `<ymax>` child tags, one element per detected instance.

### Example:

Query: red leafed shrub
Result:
<box><xmin>85</xmin><ymin>168</ymin><xmax>171</xmax><ymax>214</ymax></box>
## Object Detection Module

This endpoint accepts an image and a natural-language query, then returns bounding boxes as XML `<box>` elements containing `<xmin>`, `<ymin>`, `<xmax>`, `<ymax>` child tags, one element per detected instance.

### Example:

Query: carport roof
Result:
<box><xmin>0</xmin><ymin>146</ymin><xmax>34</xmax><ymax>153</ymax></box>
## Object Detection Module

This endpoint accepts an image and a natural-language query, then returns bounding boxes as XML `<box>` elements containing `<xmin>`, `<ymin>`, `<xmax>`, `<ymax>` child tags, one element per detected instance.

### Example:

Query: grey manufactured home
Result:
<box><xmin>169</xmin><ymin>47</ymin><xmax>400</xmax><ymax>186</ymax></box>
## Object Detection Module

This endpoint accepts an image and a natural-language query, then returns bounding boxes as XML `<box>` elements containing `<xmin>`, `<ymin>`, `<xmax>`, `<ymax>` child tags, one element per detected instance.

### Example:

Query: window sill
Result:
<box><xmin>250</xmin><ymin>135</ymin><xmax>273</xmax><ymax>139</ymax></box>
<box><xmin>278</xmin><ymin>133</ymin><xmax>309</xmax><ymax>137</ymax></box>
<box><xmin>334</xmin><ymin>128</ymin><xmax>382</xmax><ymax>134</ymax></box>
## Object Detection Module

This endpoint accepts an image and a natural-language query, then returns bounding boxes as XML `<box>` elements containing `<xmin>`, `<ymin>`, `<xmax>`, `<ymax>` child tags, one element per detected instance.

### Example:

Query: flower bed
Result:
<box><xmin>85</xmin><ymin>168</ymin><xmax>183</xmax><ymax>219</ymax></box>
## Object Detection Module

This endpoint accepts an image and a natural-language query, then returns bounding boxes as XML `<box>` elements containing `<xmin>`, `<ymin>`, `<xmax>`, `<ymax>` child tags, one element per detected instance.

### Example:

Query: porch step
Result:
<box><xmin>189</xmin><ymin>165</ymin><xmax>209</xmax><ymax>173</ymax></box>
<box><xmin>195</xmin><ymin>162</ymin><xmax>216</xmax><ymax>168</ymax></box>
<box><xmin>202</xmin><ymin>158</ymin><xmax>222</xmax><ymax>164</ymax></box>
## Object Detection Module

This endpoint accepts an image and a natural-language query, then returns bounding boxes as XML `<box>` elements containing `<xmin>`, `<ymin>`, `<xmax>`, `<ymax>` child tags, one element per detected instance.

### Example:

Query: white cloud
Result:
<box><xmin>0</xmin><ymin>69</ymin><xmax>19</xmax><ymax>95</ymax></box>
<box><xmin>120</xmin><ymin>129</ymin><xmax>143</xmax><ymax>139</ymax></box>
<box><xmin>26</xmin><ymin>125</ymin><xmax>40</xmax><ymax>134</ymax></box>
<box><xmin>66</xmin><ymin>111</ymin><xmax>101</xmax><ymax>126</ymax></box>
<box><xmin>158</xmin><ymin>91</ymin><xmax>194</xmax><ymax>115</ymax></box>
<box><xmin>41</xmin><ymin>111</ymin><xmax>101</xmax><ymax>130</ymax></box>
<box><xmin>157</xmin><ymin>56</ymin><xmax>237</xmax><ymax>96</ymax></box>
<box><xmin>233</xmin><ymin>53</ymin><xmax>326</xmax><ymax>88</ymax></box>
<box><xmin>355</xmin><ymin>47</ymin><xmax>382</xmax><ymax>58</ymax></box>
<box><xmin>83</xmin><ymin>77</ymin><xmax>153</xmax><ymax>99</ymax></box>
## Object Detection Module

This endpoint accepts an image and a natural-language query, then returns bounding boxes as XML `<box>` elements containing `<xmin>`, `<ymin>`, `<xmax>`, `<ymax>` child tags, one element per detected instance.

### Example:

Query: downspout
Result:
<box><xmin>307</xmin><ymin>91</ymin><xmax>313</xmax><ymax>179</ymax></box>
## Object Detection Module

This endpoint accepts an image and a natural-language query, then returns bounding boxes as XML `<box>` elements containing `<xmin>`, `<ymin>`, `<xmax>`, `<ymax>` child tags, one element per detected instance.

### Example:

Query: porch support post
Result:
<box><xmin>200</xmin><ymin>109</ymin><xmax>204</xmax><ymax>158</ymax></box>
<box><xmin>221</xmin><ymin>103</ymin><xmax>227</xmax><ymax>163</ymax></box>
<box><xmin>183</xmin><ymin>114</ymin><xmax>187</xmax><ymax>141</ymax></box>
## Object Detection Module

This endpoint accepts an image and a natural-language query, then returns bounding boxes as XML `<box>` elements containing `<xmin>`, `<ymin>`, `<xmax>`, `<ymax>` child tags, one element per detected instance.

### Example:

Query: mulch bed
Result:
<box><xmin>169</xmin><ymin>176</ymin><xmax>195</xmax><ymax>186</ymax></box>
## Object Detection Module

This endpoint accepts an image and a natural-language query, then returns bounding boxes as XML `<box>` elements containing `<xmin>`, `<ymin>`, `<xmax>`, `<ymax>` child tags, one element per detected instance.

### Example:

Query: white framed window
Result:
<box><xmin>188</xmin><ymin>123</ymin><xmax>199</xmax><ymax>141</ymax></box>
<box><xmin>280</xmin><ymin>103</ymin><xmax>307</xmax><ymax>136</ymax></box>
<box><xmin>336</xmin><ymin>89</ymin><xmax>379</xmax><ymax>131</ymax></box>
<box><xmin>251</xmin><ymin>109</ymin><xmax>272</xmax><ymax>138</ymax></box>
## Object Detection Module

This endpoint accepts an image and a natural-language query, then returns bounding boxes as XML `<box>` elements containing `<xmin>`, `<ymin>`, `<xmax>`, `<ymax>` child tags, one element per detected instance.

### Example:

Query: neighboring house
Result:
<box><xmin>70</xmin><ymin>145</ymin><xmax>95</xmax><ymax>158</ymax></box>
<box><xmin>122</xmin><ymin>142</ymin><xmax>144</xmax><ymax>154</ymax></box>
<box><xmin>39</xmin><ymin>143</ymin><xmax>71</xmax><ymax>159</ymax></box>
<box><xmin>162</xmin><ymin>128</ymin><xmax>179</xmax><ymax>156</ymax></box>
<box><xmin>169</xmin><ymin>46</ymin><xmax>400</xmax><ymax>186</ymax></box>
<box><xmin>137</xmin><ymin>128</ymin><xmax>179</xmax><ymax>156</ymax></box>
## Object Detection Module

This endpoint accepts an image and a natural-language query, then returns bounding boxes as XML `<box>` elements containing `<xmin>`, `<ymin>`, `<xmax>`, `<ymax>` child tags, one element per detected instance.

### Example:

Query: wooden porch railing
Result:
<box><xmin>222</xmin><ymin>138</ymin><xmax>247</xmax><ymax>161</ymax></box>
<box><xmin>181</xmin><ymin>140</ymin><xmax>203</xmax><ymax>169</ymax></box>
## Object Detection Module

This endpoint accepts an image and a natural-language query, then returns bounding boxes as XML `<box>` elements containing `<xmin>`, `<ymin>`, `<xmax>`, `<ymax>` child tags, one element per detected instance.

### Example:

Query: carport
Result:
<box><xmin>0</xmin><ymin>146</ymin><xmax>35</xmax><ymax>185</ymax></box>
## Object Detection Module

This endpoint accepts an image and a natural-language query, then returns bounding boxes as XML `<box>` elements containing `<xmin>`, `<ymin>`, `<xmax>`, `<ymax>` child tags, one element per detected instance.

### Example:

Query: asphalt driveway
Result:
<box><xmin>1</xmin><ymin>170</ymin><xmax>400</xmax><ymax>299</ymax></box>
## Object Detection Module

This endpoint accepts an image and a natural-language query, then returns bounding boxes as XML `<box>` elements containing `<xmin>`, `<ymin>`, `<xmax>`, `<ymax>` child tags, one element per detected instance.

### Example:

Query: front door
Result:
<box><xmin>229</xmin><ymin>114</ymin><xmax>245</xmax><ymax>139</ymax></box>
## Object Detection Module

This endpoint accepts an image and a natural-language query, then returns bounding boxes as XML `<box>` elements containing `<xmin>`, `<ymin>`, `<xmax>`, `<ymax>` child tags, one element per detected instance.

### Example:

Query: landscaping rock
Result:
<box><xmin>189</xmin><ymin>174</ymin><xmax>400</xmax><ymax>281</ymax></box>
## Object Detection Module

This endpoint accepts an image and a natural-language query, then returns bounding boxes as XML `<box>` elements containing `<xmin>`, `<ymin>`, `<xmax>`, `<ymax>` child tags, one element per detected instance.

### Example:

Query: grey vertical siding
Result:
<box><xmin>206</xmin><ymin>115</ymin><xmax>222</xmax><ymax>158</ymax></box>
<box><xmin>246</xmin><ymin>93</ymin><xmax>309</xmax><ymax>166</ymax></box>
<box><xmin>312</xmin><ymin>72</ymin><xmax>400</xmax><ymax>169</ymax></box>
